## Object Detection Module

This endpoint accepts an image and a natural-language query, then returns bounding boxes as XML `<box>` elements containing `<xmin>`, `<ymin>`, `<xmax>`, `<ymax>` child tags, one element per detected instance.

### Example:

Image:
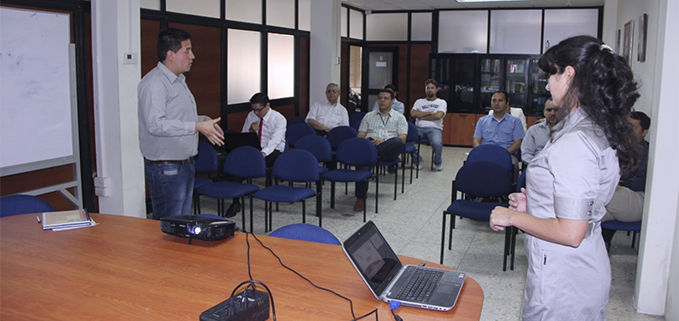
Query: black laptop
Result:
<box><xmin>342</xmin><ymin>221</ymin><xmax>466</xmax><ymax>311</ymax></box>
<box><xmin>223</xmin><ymin>132</ymin><xmax>261</xmax><ymax>152</ymax></box>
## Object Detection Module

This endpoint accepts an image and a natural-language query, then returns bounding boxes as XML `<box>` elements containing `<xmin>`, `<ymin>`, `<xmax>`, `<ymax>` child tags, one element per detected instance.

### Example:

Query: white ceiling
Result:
<box><xmin>342</xmin><ymin>0</ymin><xmax>604</xmax><ymax>11</ymax></box>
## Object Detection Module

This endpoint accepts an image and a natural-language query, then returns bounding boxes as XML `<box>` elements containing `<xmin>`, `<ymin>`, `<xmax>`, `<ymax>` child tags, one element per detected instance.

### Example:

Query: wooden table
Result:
<box><xmin>1</xmin><ymin>214</ymin><xmax>483</xmax><ymax>320</ymax></box>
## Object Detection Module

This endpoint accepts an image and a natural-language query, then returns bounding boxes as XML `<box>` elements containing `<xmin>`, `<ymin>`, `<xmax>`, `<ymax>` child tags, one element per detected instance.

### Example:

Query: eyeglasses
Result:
<box><xmin>252</xmin><ymin>105</ymin><xmax>266</xmax><ymax>112</ymax></box>
<box><xmin>326</xmin><ymin>89</ymin><xmax>339</xmax><ymax>94</ymax></box>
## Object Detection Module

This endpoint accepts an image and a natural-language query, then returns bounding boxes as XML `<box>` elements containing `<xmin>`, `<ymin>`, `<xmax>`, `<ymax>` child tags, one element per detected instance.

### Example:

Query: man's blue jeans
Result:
<box><xmin>145</xmin><ymin>159</ymin><xmax>195</xmax><ymax>220</ymax></box>
<box><xmin>417</xmin><ymin>127</ymin><xmax>443</xmax><ymax>166</ymax></box>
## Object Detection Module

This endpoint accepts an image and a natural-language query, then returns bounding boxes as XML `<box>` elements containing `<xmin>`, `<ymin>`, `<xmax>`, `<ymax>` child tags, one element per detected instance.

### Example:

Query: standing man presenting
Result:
<box><xmin>411</xmin><ymin>79</ymin><xmax>447</xmax><ymax>171</ymax></box>
<box><xmin>354</xmin><ymin>89</ymin><xmax>408</xmax><ymax>212</ymax></box>
<box><xmin>306</xmin><ymin>83</ymin><xmax>349</xmax><ymax>135</ymax></box>
<box><xmin>138</xmin><ymin>28</ymin><xmax>224</xmax><ymax>220</ymax></box>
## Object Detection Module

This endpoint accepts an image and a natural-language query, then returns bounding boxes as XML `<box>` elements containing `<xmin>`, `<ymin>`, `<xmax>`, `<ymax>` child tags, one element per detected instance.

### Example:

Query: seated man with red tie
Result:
<box><xmin>242</xmin><ymin>92</ymin><xmax>287</xmax><ymax>167</ymax></box>
<box><xmin>224</xmin><ymin>93</ymin><xmax>287</xmax><ymax>217</ymax></box>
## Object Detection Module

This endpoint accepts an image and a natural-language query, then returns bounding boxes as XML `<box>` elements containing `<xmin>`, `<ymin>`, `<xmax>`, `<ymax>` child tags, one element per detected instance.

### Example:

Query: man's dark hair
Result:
<box><xmin>157</xmin><ymin>28</ymin><xmax>191</xmax><ymax>62</ymax></box>
<box><xmin>384</xmin><ymin>84</ymin><xmax>397</xmax><ymax>92</ymax></box>
<box><xmin>249</xmin><ymin>92</ymin><xmax>270</xmax><ymax>106</ymax></box>
<box><xmin>493</xmin><ymin>91</ymin><xmax>509</xmax><ymax>102</ymax></box>
<box><xmin>378</xmin><ymin>89</ymin><xmax>394</xmax><ymax>100</ymax></box>
<box><xmin>424</xmin><ymin>79</ymin><xmax>439</xmax><ymax>87</ymax></box>
<box><xmin>631</xmin><ymin>111</ymin><xmax>651</xmax><ymax>130</ymax></box>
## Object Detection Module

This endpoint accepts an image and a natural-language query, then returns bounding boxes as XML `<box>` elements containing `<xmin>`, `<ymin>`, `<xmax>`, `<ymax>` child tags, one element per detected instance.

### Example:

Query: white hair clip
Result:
<box><xmin>600</xmin><ymin>43</ymin><xmax>614</xmax><ymax>53</ymax></box>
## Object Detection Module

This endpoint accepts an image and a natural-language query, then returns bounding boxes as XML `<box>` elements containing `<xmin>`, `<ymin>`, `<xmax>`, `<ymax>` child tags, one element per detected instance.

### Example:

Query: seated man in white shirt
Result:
<box><xmin>225</xmin><ymin>93</ymin><xmax>287</xmax><ymax>217</ymax></box>
<box><xmin>306</xmin><ymin>83</ymin><xmax>349</xmax><ymax>136</ymax></box>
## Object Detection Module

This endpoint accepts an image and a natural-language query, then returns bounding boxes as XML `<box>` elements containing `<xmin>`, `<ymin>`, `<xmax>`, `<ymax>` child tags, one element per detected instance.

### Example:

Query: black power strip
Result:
<box><xmin>200</xmin><ymin>289</ymin><xmax>270</xmax><ymax>321</ymax></box>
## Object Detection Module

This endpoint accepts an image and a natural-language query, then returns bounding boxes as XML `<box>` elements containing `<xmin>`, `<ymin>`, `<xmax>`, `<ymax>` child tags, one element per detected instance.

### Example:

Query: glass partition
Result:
<box><xmin>227</xmin><ymin>29</ymin><xmax>261</xmax><ymax>104</ymax></box>
<box><xmin>167</xmin><ymin>0</ymin><xmax>220</xmax><ymax>18</ymax></box>
<box><xmin>226</xmin><ymin>0</ymin><xmax>261</xmax><ymax>24</ymax></box>
<box><xmin>267</xmin><ymin>33</ymin><xmax>294</xmax><ymax>100</ymax></box>
<box><xmin>267</xmin><ymin>0</ymin><xmax>295</xmax><ymax>29</ymax></box>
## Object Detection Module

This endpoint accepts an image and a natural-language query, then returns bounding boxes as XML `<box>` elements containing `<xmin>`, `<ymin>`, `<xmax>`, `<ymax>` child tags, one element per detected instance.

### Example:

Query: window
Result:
<box><xmin>227</xmin><ymin>29</ymin><xmax>261</xmax><ymax>104</ymax></box>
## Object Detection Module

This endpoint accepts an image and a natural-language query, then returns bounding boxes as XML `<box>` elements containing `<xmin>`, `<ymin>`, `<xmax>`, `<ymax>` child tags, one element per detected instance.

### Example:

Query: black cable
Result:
<box><xmin>245</xmin><ymin>230</ymin><xmax>379</xmax><ymax>321</ymax></box>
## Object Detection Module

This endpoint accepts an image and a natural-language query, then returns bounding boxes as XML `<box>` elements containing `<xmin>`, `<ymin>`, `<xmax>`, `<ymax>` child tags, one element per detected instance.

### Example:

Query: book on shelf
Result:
<box><xmin>42</xmin><ymin>209</ymin><xmax>93</xmax><ymax>230</ymax></box>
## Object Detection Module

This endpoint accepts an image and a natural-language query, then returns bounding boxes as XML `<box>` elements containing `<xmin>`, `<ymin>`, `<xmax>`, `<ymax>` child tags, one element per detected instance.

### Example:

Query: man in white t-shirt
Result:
<box><xmin>411</xmin><ymin>79</ymin><xmax>447</xmax><ymax>171</ymax></box>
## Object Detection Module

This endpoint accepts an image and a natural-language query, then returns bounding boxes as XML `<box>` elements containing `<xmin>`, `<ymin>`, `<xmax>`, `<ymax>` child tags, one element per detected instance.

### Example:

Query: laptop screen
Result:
<box><xmin>343</xmin><ymin>221</ymin><xmax>403</xmax><ymax>297</ymax></box>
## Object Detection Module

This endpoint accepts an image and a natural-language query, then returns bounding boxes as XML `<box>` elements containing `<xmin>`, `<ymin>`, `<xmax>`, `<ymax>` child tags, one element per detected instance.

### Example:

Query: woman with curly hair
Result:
<box><xmin>489</xmin><ymin>35</ymin><xmax>640</xmax><ymax>320</ymax></box>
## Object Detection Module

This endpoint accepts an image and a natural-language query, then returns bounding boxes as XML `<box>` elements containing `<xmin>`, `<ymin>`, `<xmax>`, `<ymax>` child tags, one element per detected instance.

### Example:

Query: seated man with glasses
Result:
<box><xmin>306</xmin><ymin>83</ymin><xmax>350</xmax><ymax>136</ymax></box>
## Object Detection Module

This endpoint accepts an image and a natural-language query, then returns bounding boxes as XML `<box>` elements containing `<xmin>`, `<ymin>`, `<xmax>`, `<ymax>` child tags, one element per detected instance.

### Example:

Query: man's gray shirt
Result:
<box><xmin>138</xmin><ymin>62</ymin><xmax>203</xmax><ymax>161</ymax></box>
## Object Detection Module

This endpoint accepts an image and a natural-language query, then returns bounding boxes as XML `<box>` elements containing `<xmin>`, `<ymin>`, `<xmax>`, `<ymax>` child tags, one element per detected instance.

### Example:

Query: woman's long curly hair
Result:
<box><xmin>539</xmin><ymin>35</ymin><xmax>641</xmax><ymax>177</ymax></box>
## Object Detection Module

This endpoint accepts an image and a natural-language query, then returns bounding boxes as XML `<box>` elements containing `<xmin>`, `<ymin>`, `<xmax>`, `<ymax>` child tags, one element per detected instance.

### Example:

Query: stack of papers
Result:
<box><xmin>42</xmin><ymin>209</ymin><xmax>96</xmax><ymax>231</ymax></box>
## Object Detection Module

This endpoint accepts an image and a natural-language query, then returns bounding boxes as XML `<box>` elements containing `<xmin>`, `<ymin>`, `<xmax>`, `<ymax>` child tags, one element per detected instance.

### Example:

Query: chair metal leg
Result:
<box><xmin>449</xmin><ymin>215</ymin><xmax>455</xmax><ymax>250</ymax></box>
<box><xmin>330</xmin><ymin>182</ymin><xmax>336</xmax><ymax>209</ymax></box>
<box><xmin>441</xmin><ymin>211</ymin><xmax>448</xmax><ymax>264</ymax></box>
<box><xmin>316</xmin><ymin>181</ymin><xmax>323</xmax><ymax>227</ymax></box>
<box><xmin>249</xmin><ymin>195</ymin><xmax>254</xmax><ymax>233</ymax></box>
<box><xmin>240</xmin><ymin>195</ymin><xmax>246</xmax><ymax>229</ymax></box>
<box><xmin>302</xmin><ymin>200</ymin><xmax>306</xmax><ymax>224</ymax></box>
<box><xmin>264</xmin><ymin>201</ymin><xmax>269</xmax><ymax>232</ymax></box>
<box><xmin>394</xmin><ymin>166</ymin><xmax>398</xmax><ymax>200</ymax></box>
<box><xmin>375</xmin><ymin>171</ymin><xmax>379</xmax><ymax>213</ymax></box>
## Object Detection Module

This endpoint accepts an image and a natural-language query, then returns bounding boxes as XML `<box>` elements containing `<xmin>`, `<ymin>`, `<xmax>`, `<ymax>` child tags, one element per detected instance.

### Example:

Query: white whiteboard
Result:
<box><xmin>0</xmin><ymin>7</ymin><xmax>74</xmax><ymax>173</ymax></box>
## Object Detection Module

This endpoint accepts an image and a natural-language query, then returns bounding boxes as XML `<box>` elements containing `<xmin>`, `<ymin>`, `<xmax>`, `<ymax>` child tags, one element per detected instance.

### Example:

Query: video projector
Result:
<box><xmin>160</xmin><ymin>215</ymin><xmax>235</xmax><ymax>242</ymax></box>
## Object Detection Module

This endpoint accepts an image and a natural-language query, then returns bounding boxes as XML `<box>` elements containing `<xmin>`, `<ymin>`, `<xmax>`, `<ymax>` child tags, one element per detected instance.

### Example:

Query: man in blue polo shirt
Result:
<box><xmin>472</xmin><ymin>91</ymin><xmax>524</xmax><ymax>155</ymax></box>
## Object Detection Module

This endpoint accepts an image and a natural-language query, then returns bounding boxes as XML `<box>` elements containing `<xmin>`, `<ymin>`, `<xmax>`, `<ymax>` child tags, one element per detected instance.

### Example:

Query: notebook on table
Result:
<box><xmin>223</xmin><ymin>132</ymin><xmax>261</xmax><ymax>152</ymax></box>
<box><xmin>342</xmin><ymin>221</ymin><xmax>466</xmax><ymax>311</ymax></box>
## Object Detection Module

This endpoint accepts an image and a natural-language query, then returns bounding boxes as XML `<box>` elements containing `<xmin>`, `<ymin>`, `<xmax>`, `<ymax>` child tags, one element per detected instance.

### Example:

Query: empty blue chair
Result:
<box><xmin>286</xmin><ymin>123</ymin><xmax>316</xmax><ymax>148</ymax></box>
<box><xmin>198</xmin><ymin>146</ymin><xmax>266</xmax><ymax>232</ymax></box>
<box><xmin>326</xmin><ymin>126</ymin><xmax>358</xmax><ymax>151</ymax></box>
<box><xmin>0</xmin><ymin>194</ymin><xmax>54</xmax><ymax>217</ymax></box>
<box><xmin>349</xmin><ymin>112</ymin><xmax>366</xmax><ymax>127</ymax></box>
<box><xmin>295</xmin><ymin>135</ymin><xmax>333</xmax><ymax>175</ymax></box>
<box><xmin>467</xmin><ymin>144</ymin><xmax>514</xmax><ymax>179</ymax></box>
<box><xmin>255</xmin><ymin>149</ymin><xmax>321</xmax><ymax>232</ymax></box>
<box><xmin>193</xmin><ymin>141</ymin><xmax>220</xmax><ymax>214</ymax></box>
<box><xmin>401</xmin><ymin>122</ymin><xmax>420</xmax><ymax>189</ymax></box>
<box><xmin>441</xmin><ymin>161</ymin><xmax>515</xmax><ymax>271</ymax></box>
<box><xmin>601</xmin><ymin>220</ymin><xmax>642</xmax><ymax>248</ymax></box>
<box><xmin>287</xmin><ymin>116</ymin><xmax>307</xmax><ymax>128</ymax></box>
<box><xmin>269</xmin><ymin>223</ymin><xmax>341</xmax><ymax>245</ymax></box>
<box><xmin>323</xmin><ymin>138</ymin><xmax>377</xmax><ymax>221</ymax></box>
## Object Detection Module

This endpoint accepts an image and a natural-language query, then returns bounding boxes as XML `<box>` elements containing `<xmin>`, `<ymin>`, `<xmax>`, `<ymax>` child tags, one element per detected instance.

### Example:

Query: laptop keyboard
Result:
<box><xmin>393</xmin><ymin>267</ymin><xmax>444</xmax><ymax>302</ymax></box>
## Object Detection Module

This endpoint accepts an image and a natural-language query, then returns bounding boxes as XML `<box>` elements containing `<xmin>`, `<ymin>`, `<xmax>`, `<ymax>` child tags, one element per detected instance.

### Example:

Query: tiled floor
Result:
<box><xmin>193</xmin><ymin>146</ymin><xmax>665</xmax><ymax>321</ymax></box>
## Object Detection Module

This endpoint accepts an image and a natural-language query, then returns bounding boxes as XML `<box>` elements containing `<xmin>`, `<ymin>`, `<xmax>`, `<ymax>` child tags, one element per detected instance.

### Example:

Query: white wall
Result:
<box><xmin>603</xmin><ymin>0</ymin><xmax>679</xmax><ymax>317</ymax></box>
<box><xmin>91</xmin><ymin>0</ymin><xmax>146</xmax><ymax>217</ymax></box>
<box><xmin>309</xmin><ymin>0</ymin><xmax>342</xmax><ymax>104</ymax></box>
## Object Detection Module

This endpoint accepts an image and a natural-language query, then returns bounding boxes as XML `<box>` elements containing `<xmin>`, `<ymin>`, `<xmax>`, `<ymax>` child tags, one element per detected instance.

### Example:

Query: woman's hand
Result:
<box><xmin>489</xmin><ymin>206</ymin><xmax>515</xmax><ymax>231</ymax></box>
<box><xmin>508</xmin><ymin>188</ymin><xmax>527</xmax><ymax>212</ymax></box>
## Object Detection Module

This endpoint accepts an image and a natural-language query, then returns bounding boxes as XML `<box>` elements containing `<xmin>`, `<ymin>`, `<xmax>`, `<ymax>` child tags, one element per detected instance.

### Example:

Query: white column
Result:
<box><xmin>635</xmin><ymin>0</ymin><xmax>679</xmax><ymax>316</ymax></box>
<box><xmin>309</xmin><ymin>0</ymin><xmax>341</xmax><ymax>104</ymax></box>
<box><xmin>91</xmin><ymin>0</ymin><xmax>145</xmax><ymax>217</ymax></box>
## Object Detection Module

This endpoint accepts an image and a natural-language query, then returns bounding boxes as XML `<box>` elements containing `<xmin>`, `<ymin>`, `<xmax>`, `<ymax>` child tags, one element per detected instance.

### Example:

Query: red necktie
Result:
<box><xmin>258</xmin><ymin>117</ymin><xmax>263</xmax><ymax>143</ymax></box>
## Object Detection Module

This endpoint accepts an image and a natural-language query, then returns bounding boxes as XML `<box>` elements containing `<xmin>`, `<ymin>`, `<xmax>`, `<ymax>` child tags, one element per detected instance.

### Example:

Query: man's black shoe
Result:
<box><xmin>387</xmin><ymin>165</ymin><xmax>396</xmax><ymax>174</ymax></box>
<box><xmin>224</xmin><ymin>201</ymin><xmax>241</xmax><ymax>218</ymax></box>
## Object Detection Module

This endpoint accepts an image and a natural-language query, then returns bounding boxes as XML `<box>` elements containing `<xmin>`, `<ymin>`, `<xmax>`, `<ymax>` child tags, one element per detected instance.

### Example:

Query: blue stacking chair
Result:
<box><xmin>0</xmin><ymin>194</ymin><xmax>54</xmax><ymax>217</ymax></box>
<box><xmin>440</xmin><ymin>161</ymin><xmax>515</xmax><ymax>271</ymax></box>
<box><xmin>286</xmin><ymin>116</ymin><xmax>306</xmax><ymax>128</ymax></box>
<box><xmin>326</xmin><ymin>126</ymin><xmax>358</xmax><ymax>152</ymax></box>
<box><xmin>467</xmin><ymin>144</ymin><xmax>514</xmax><ymax>184</ymax></box>
<box><xmin>255</xmin><ymin>149</ymin><xmax>321</xmax><ymax>232</ymax></box>
<box><xmin>193</xmin><ymin>141</ymin><xmax>220</xmax><ymax>214</ymax></box>
<box><xmin>198</xmin><ymin>146</ymin><xmax>266</xmax><ymax>232</ymax></box>
<box><xmin>376</xmin><ymin>155</ymin><xmax>401</xmax><ymax>204</ymax></box>
<box><xmin>349</xmin><ymin>112</ymin><xmax>366</xmax><ymax>127</ymax></box>
<box><xmin>323</xmin><ymin>138</ymin><xmax>377</xmax><ymax>221</ymax></box>
<box><xmin>295</xmin><ymin>135</ymin><xmax>333</xmax><ymax>176</ymax></box>
<box><xmin>286</xmin><ymin>123</ymin><xmax>316</xmax><ymax>149</ymax></box>
<box><xmin>601</xmin><ymin>220</ymin><xmax>642</xmax><ymax>248</ymax></box>
<box><xmin>269</xmin><ymin>223</ymin><xmax>341</xmax><ymax>245</ymax></box>
<box><xmin>401</xmin><ymin>122</ymin><xmax>420</xmax><ymax>190</ymax></box>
